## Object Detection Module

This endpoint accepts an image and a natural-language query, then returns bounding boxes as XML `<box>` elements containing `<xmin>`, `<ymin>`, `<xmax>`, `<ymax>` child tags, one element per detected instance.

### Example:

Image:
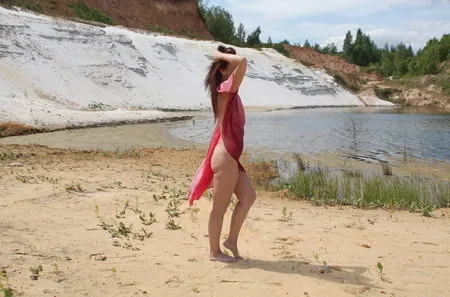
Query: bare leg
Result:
<box><xmin>209</xmin><ymin>143</ymin><xmax>238</xmax><ymax>263</ymax></box>
<box><xmin>224</xmin><ymin>171</ymin><xmax>256</xmax><ymax>260</ymax></box>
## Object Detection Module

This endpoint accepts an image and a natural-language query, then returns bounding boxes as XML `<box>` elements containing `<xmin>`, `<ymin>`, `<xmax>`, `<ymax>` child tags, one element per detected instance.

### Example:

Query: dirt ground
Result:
<box><xmin>1</xmin><ymin>144</ymin><xmax>449</xmax><ymax>297</ymax></box>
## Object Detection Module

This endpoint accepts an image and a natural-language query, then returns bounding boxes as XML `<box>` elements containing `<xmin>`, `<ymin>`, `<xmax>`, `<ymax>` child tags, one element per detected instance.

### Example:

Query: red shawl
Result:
<box><xmin>188</xmin><ymin>74</ymin><xmax>246</xmax><ymax>206</ymax></box>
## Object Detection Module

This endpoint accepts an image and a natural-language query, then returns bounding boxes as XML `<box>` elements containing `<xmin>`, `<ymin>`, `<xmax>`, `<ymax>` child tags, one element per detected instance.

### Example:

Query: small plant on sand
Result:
<box><xmin>111</xmin><ymin>267</ymin><xmax>117</xmax><ymax>278</ymax></box>
<box><xmin>65</xmin><ymin>183</ymin><xmax>85</xmax><ymax>193</ymax></box>
<box><xmin>153</xmin><ymin>185</ymin><xmax>185</xmax><ymax>201</ymax></box>
<box><xmin>165</xmin><ymin>198</ymin><xmax>183</xmax><ymax>230</ymax></box>
<box><xmin>101</xmin><ymin>221</ymin><xmax>133</xmax><ymax>239</ymax></box>
<box><xmin>15</xmin><ymin>175</ymin><xmax>31</xmax><ymax>184</ymax></box>
<box><xmin>421</xmin><ymin>204</ymin><xmax>434</xmax><ymax>218</ymax></box>
<box><xmin>280</xmin><ymin>206</ymin><xmax>293</xmax><ymax>221</ymax></box>
<box><xmin>29</xmin><ymin>265</ymin><xmax>43</xmax><ymax>280</ymax></box>
<box><xmin>139</xmin><ymin>212</ymin><xmax>156</xmax><ymax>226</ymax></box>
<box><xmin>52</xmin><ymin>264</ymin><xmax>60</xmax><ymax>275</ymax></box>
<box><xmin>132</xmin><ymin>198</ymin><xmax>142</xmax><ymax>214</ymax></box>
<box><xmin>115</xmin><ymin>200</ymin><xmax>129</xmax><ymax>218</ymax></box>
<box><xmin>376</xmin><ymin>262</ymin><xmax>384</xmax><ymax>280</ymax></box>
<box><xmin>166</xmin><ymin>199</ymin><xmax>183</xmax><ymax>218</ymax></box>
<box><xmin>132</xmin><ymin>228</ymin><xmax>153</xmax><ymax>241</ymax></box>
<box><xmin>1</xmin><ymin>268</ymin><xmax>14</xmax><ymax>297</ymax></box>
<box><xmin>116</xmin><ymin>222</ymin><xmax>133</xmax><ymax>238</ymax></box>
<box><xmin>166</xmin><ymin>219</ymin><xmax>181</xmax><ymax>230</ymax></box>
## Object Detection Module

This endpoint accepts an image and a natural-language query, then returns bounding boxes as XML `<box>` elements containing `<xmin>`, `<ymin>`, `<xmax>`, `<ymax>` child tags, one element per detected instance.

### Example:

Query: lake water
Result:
<box><xmin>169</xmin><ymin>107</ymin><xmax>450</xmax><ymax>162</ymax></box>
<box><xmin>1</xmin><ymin>107</ymin><xmax>449</xmax><ymax>163</ymax></box>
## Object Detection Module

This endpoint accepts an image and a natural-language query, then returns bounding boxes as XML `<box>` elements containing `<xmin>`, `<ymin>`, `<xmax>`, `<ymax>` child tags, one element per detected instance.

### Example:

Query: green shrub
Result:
<box><xmin>149</xmin><ymin>25</ymin><xmax>175</xmax><ymax>35</ymax></box>
<box><xmin>68</xmin><ymin>2</ymin><xmax>113</xmax><ymax>25</ymax></box>
<box><xmin>1</xmin><ymin>0</ymin><xmax>44</xmax><ymax>13</ymax></box>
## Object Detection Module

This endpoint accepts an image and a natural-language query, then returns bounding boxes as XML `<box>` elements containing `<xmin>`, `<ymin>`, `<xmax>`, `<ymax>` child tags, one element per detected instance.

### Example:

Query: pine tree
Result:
<box><xmin>343</xmin><ymin>30</ymin><xmax>353</xmax><ymax>57</ymax></box>
<box><xmin>236</xmin><ymin>23</ymin><xmax>246</xmax><ymax>46</ymax></box>
<box><xmin>313</xmin><ymin>43</ymin><xmax>321</xmax><ymax>52</ymax></box>
<box><xmin>304</xmin><ymin>39</ymin><xmax>311</xmax><ymax>47</ymax></box>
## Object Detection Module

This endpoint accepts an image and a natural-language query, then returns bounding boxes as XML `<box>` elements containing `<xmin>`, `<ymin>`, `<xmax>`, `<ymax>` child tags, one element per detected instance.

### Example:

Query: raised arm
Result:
<box><xmin>214</xmin><ymin>52</ymin><xmax>247</xmax><ymax>93</ymax></box>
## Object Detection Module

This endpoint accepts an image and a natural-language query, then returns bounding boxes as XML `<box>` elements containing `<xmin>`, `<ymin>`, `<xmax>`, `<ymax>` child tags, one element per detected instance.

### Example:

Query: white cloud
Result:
<box><xmin>225</xmin><ymin>0</ymin><xmax>422</xmax><ymax>20</ymax></box>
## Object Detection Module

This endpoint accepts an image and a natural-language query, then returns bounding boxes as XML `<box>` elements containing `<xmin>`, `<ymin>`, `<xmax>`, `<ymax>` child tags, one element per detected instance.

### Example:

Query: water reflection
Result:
<box><xmin>169</xmin><ymin>108</ymin><xmax>450</xmax><ymax>162</ymax></box>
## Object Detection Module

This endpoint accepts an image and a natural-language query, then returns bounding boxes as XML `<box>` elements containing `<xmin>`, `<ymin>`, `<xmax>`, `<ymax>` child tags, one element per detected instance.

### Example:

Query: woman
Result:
<box><xmin>188</xmin><ymin>46</ymin><xmax>256</xmax><ymax>263</ymax></box>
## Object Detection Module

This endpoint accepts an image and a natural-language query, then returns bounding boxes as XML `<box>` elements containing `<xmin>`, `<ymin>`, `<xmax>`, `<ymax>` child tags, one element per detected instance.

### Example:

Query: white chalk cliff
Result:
<box><xmin>0</xmin><ymin>7</ymin><xmax>390</xmax><ymax>130</ymax></box>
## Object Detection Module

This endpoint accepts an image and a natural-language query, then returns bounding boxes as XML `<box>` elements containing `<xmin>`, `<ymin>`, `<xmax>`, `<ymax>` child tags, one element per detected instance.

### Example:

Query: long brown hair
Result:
<box><xmin>204</xmin><ymin>45</ymin><xmax>236</xmax><ymax>120</ymax></box>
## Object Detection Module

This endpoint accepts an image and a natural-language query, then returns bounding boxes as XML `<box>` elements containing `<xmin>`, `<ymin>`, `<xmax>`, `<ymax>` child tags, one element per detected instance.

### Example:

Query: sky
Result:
<box><xmin>207</xmin><ymin>0</ymin><xmax>450</xmax><ymax>51</ymax></box>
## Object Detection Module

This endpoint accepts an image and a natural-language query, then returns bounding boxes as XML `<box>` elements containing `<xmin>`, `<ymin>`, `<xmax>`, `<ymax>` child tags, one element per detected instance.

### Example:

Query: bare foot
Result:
<box><xmin>223</xmin><ymin>240</ymin><xmax>243</xmax><ymax>260</ymax></box>
<box><xmin>209</xmin><ymin>252</ymin><xmax>236</xmax><ymax>263</ymax></box>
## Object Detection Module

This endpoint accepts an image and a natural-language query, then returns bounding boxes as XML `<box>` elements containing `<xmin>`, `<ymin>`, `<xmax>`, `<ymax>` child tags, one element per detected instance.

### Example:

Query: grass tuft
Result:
<box><xmin>1</xmin><ymin>0</ymin><xmax>43</xmax><ymax>13</ymax></box>
<box><xmin>68</xmin><ymin>2</ymin><xmax>113</xmax><ymax>25</ymax></box>
<box><xmin>380</xmin><ymin>162</ymin><xmax>393</xmax><ymax>176</ymax></box>
<box><xmin>279</xmin><ymin>163</ymin><xmax>450</xmax><ymax>212</ymax></box>
<box><xmin>246</xmin><ymin>158</ymin><xmax>279</xmax><ymax>191</ymax></box>
<box><xmin>148</xmin><ymin>25</ymin><xmax>175</xmax><ymax>35</ymax></box>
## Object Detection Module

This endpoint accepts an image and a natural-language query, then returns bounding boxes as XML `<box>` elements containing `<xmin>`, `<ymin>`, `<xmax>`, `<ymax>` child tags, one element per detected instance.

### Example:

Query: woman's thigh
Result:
<box><xmin>234</xmin><ymin>171</ymin><xmax>256</xmax><ymax>205</ymax></box>
<box><xmin>211</xmin><ymin>141</ymin><xmax>238</xmax><ymax>208</ymax></box>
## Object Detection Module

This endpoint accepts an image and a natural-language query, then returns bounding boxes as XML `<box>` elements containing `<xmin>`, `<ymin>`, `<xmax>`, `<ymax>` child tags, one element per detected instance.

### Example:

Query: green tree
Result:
<box><xmin>313</xmin><ymin>43</ymin><xmax>321</xmax><ymax>52</ymax></box>
<box><xmin>377</xmin><ymin>51</ymin><xmax>394</xmax><ymax>76</ymax></box>
<box><xmin>267</xmin><ymin>36</ymin><xmax>273</xmax><ymax>46</ymax></box>
<box><xmin>323</xmin><ymin>42</ymin><xmax>338</xmax><ymax>54</ymax></box>
<box><xmin>348</xmin><ymin>28</ymin><xmax>380</xmax><ymax>66</ymax></box>
<box><xmin>392</xmin><ymin>43</ymin><xmax>413</xmax><ymax>76</ymax></box>
<box><xmin>414</xmin><ymin>42</ymin><xmax>440</xmax><ymax>74</ymax></box>
<box><xmin>236</xmin><ymin>22</ymin><xmax>247</xmax><ymax>46</ymax></box>
<box><xmin>247</xmin><ymin>26</ymin><xmax>262</xmax><ymax>46</ymax></box>
<box><xmin>437</xmin><ymin>34</ymin><xmax>450</xmax><ymax>61</ymax></box>
<box><xmin>304</xmin><ymin>39</ymin><xmax>311</xmax><ymax>48</ymax></box>
<box><xmin>343</xmin><ymin>30</ymin><xmax>353</xmax><ymax>57</ymax></box>
<box><xmin>201</xmin><ymin>4</ymin><xmax>236</xmax><ymax>44</ymax></box>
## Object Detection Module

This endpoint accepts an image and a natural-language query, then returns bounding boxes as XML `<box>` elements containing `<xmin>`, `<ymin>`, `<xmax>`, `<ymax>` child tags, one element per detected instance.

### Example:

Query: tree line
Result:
<box><xmin>198</xmin><ymin>0</ymin><xmax>289</xmax><ymax>56</ymax></box>
<box><xmin>198</xmin><ymin>1</ymin><xmax>449</xmax><ymax>77</ymax></box>
<box><xmin>341</xmin><ymin>29</ymin><xmax>449</xmax><ymax>77</ymax></box>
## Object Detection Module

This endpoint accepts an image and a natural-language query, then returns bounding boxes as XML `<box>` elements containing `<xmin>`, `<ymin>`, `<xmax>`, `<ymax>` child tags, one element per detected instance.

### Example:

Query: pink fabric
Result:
<box><xmin>188</xmin><ymin>74</ymin><xmax>246</xmax><ymax>206</ymax></box>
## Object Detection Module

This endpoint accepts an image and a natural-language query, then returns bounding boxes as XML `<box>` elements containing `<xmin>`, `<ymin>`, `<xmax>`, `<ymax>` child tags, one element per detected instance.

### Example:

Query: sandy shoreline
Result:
<box><xmin>0</xmin><ymin>144</ymin><xmax>449</xmax><ymax>297</ymax></box>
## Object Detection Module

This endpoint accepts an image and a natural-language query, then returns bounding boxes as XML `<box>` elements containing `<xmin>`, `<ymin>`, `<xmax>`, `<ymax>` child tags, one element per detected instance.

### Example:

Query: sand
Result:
<box><xmin>1</xmin><ymin>144</ymin><xmax>449</xmax><ymax>297</ymax></box>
